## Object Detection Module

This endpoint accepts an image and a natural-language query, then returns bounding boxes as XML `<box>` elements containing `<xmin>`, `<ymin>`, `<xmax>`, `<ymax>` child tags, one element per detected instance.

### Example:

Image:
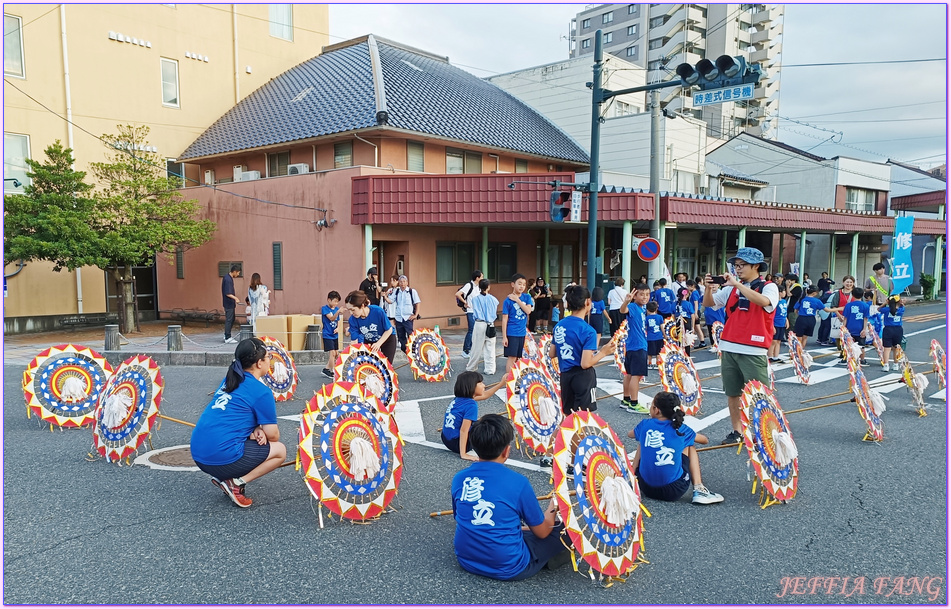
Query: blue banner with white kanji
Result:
<box><xmin>890</xmin><ymin>217</ymin><xmax>915</xmax><ymax>295</ymax></box>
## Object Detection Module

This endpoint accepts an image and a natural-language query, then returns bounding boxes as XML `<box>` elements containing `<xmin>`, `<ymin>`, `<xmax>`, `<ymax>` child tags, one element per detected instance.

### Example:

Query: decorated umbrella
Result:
<box><xmin>538</xmin><ymin>334</ymin><xmax>560</xmax><ymax>384</ymax></box>
<box><xmin>866</xmin><ymin>322</ymin><xmax>886</xmax><ymax>367</ymax></box>
<box><xmin>658</xmin><ymin>346</ymin><xmax>703</xmax><ymax>416</ymax></box>
<box><xmin>23</xmin><ymin>344</ymin><xmax>113</xmax><ymax>429</ymax></box>
<box><xmin>259</xmin><ymin>336</ymin><xmax>299</xmax><ymax>401</ymax></box>
<box><xmin>930</xmin><ymin>339</ymin><xmax>946</xmax><ymax>390</ymax></box>
<box><xmin>710</xmin><ymin>321</ymin><xmax>724</xmax><ymax>356</ymax></box>
<box><xmin>895</xmin><ymin>346</ymin><xmax>928</xmax><ymax>417</ymax></box>
<box><xmin>334</xmin><ymin>344</ymin><xmax>400</xmax><ymax>413</ymax></box>
<box><xmin>505</xmin><ymin>359</ymin><xmax>562</xmax><ymax>456</ymax></box>
<box><xmin>92</xmin><ymin>355</ymin><xmax>163</xmax><ymax>463</ymax></box>
<box><xmin>298</xmin><ymin>382</ymin><xmax>403</xmax><ymax>525</ymax></box>
<box><xmin>552</xmin><ymin>411</ymin><xmax>648</xmax><ymax>582</ymax></box>
<box><xmin>785</xmin><ymin>333</ymin><xmax>812</xmax><ymax>385</ymax></box>
<box><xmin>406</xmin><ymin>327</ymin><xmax>452</xmax><ymax>382</ymax></box>
<box><xmin>839</xmin><ymin>326</ymin><xmax>863</xmax><ymax>365</ymax></box>
<box><xmin>522</xmin><ymin>331</ymin><xmax>542</xmax><ymax>362</ymax></box>
<box><xmin>738</xmin><ymin>380</ymin><xmax>799</xmax><ymax>508</ymax></box>
<box><xmin>612</xmin><ymin>319</ymin><xmax>628</xmax><ymax>377</ymax></box>
<box><xmin>847</xmin><ymin>359</ymin><xmax>885</xmax><ymax>441</ymax></box>
<box><xmin>661</xmin><ymin>317</ymin><xmax>683</xmax><ymax>347</ymax></box>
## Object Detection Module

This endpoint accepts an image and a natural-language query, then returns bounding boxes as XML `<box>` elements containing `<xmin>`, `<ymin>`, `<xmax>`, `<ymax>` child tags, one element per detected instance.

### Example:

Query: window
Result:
<box><xmin>166</xmin><ymin>158</ymin><xmax>184</xmax><ymax>188</ymax></box>
<box><xmin>515</xmin><ymin>159</ymin><xmax>529</xmax><ymax>174</ymax></box>
<box><xmin>581</xmin><ymin>38</ymin><xmax>591</xmax><ymax>49</ymax></box>
<box><xmin>626</xmin><ymin>46</ymin><xmax>638</xmax><ymax>59</ymax></box>
<box><xmin>602</xmin><ymin>11</ymin><xmax>613</xmax><ymax>24</ymax></box>
<box><xmin>218</xmin><ymin>261</ymin><xmax>243</xmax><ymax>277</ymax></box>
<box><xmin>627</xmin><ymin>24</ymin><xmax>638</xmax><ymax>36</ymax></box>
<box><xmin>267</xmin><ymin>151</ymin><xmax>290</xmax><ymax>177</ymax></box>
<box><xmin>487</xmin><ymin>243</ymin><xmax>518</xmax><ymax>282</ymax></box>
<box><xmin>648</xmin><ymin>60</ymin><xmax>663</xmax><ymax>71</ymax></box>
<box><xmin>581</xmin><ymin>18</ymin><xmax>590</xmax><ymax>28</ymax></box>
<box><xmin>446</xmin><ymin>149</ymin><xmax>482</xmax><ymax>174</ymax></box>
<box><xmin>160</xmin><ymin>58</ymin><xmax>179</xmax><ymax>107</ymax></box>
<box><xmin>648</xmin><ymin>38</ymin><xmax>664</xmax><ymax>50</ymax></box>
<box><xmin>436</xmin><ymin>242</ymin><xmax>476</xmax><ymax>285</ymax></box>
<box><xmin>649</xmin><ymin>16</ymin><xmax>665</xmax><ymax>28</ymax></box>
<box><xmin>407</xmin><ymin>141</ymin><xmax>424</xmax><ymax>172</ymax></box>
<box><xmin>628</xmin><ymin>4</ymin><xmax>638</xmax><ymax>14</ymax></box>
<box><xmin>4</xmin><ymin>14</ymin><xmax>24</xmax><ymax>77</ymax></box>
<box><xmin>272</xmin><ymin>242</ymin><xmax>283</xmax><ymax>290</ymax></box>
<box><xmin>175</xmin><ymin>247</ymin><xmax>185</xmax><ymax>279</ymax></box>
<box><xmin>334</xmin><ymin>142</ymin><xmax>352</xmax><ymax>168</ymax></box>
<box><xmin>846</xmin><ymin>188</ymin><xmax>876</xmax><ymax>212</ymax></box>
<box><xmin>4</xmin><ymin>132</ymin><xmax>29</xmax><ymax>193</ymax></box>
<box><xmin>268</xmin><ymin>4</ymin><xmax>293</xmax><ymax>41</ymax></box>
<box><xmin>604</xmin><ymin>32</ymin><xmax>613</xmax><ymax>43</ymax></box>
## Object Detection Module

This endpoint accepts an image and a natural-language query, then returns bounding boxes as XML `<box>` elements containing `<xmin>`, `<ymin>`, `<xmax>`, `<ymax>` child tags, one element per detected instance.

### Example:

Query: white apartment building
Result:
<box><xmin>570</xmin><ymin>4</ymin><xmax>783</xmax><ymax>142</ymax></box>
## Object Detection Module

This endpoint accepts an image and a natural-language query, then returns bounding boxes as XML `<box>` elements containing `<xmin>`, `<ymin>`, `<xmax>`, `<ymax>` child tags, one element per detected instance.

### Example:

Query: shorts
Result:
<box><xmin>560</xmin><ymin>366</ymin><xmax>597</xmax><ymax>415</ymax></box>
<box><xmin>882</xmin><ymin>325</ymin><xmax>903</xmax><ymax>348</ymax></box>
<box><xmin>440</xmin><ymin>431</ymin><xmax>470</xmax><ymax>456</ymax></box>
<box><xmin>793</xmin><ymin>315</ymin><xmax>816</xmax><ymax>337</ymax></box>
<box><xmin>624</xmin><ymin>349</ymin><xmax>648</xmax><ymax>377</ymax></box>
<box><xmin>193</xmin><ymin>440</ymin><xmax>270</xmax><ymax>480</ymax></box>
<box><xmin>636</xmin><ymin>454</ymin><xmax>691</xmax><ymax>501</ymax></box>
<box><xmin>322</xmin><ymin>337</ymin><xmax>338</xmax><ymax>352</ymax></box>
<box><xmin>506</xmin><ymin>525</ymin><xmax>572</xmax><ymax>581</ymax></box>
<box><xmin>773</xmin><ymin>327</ymin><xmax>787</xmax><ymax>342</ymax></box>
<box><xmin>720</xmin><ymin>350</ymin><xmax>770</xmax><ymax>397</ymax></box>
<box><xmin>647</xmin><ymin>339</ymin><xmax>663</xmax><ymax>357</ymax></box>
<box><xmin>504</xmin><ymin>335</ymin><xmax>526</xmax><ymax>358</ymax></box>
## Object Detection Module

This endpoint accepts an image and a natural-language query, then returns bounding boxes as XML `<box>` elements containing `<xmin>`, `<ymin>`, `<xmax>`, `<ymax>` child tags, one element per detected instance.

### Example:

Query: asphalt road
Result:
<box><xmin>3</xmin><ymin>301</ymin><xmax>947</xmax><ymax>604</ymax></box>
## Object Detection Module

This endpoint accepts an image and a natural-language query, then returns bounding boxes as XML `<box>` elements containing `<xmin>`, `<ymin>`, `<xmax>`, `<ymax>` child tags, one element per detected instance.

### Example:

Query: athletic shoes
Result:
<box><xmin>721</xmin><ymin>430</ymin><xmax>743</xmax><ymax>446</ymax></box>
<box><xmin>859</xmin><ymin>359</ymin><xmax>868</xmax><ymax>366</ymax></box>
<box><xmin>619</xmin><ymin>398</ymin><xmax>633</xmax><ymax>410</ymax></box>
<box><xmin>224</xmin><ymin>337</ymin><xmax>237</xmax><ymax>344</ymax></box>
<box><xmin>626</xmin><ymin>401</ymin><xmax>649</xmax><ymax>414</ymax></box>
<box><xmin>768</xmin><ymin>357</ymin><xmax>781</xmax><ymax>363</ymax></box>
<box><xmin>321</xmin><ymin>368</ymin><xmax>333</xmax><ymax>379</ymax></box>
<box><xmin>539</xmin><ymin>456</ymin><xmax>554</xmax><ymax>468</ymax></box>
<box><xmin>882</xmin><ymin>364</ymin><xmax>890</xmax><ymax>372</ymax></box>
<box><xmin>461</xmin><ymin>351</ymin><xmax>470</xmax><ymax>359</ymax></box>
<box><xmin>692</xmin><ymin>484</ymin><xmax>725</xmax><ymax>505</ymax></box>
<box><xmin>212</xmin><ymin>477</ymin><xmax>252</xmax><ymax>508</ymax></box>
<box><xmin>892</xmin><ymin>362</ymin><xmax>901</xmax><ymax>372</ymax></box>
<box><xmin>697</xmin><ymin>341</ymin><xmax>707</xmax><ymax>348</ymax></box>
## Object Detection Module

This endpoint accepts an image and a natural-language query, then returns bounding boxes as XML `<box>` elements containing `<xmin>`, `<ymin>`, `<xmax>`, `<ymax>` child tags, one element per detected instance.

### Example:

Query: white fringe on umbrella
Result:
<box><xmin>913</xmin><ymin>373</ymin><xmax>930</xmax><ymax>392</ymax></box>
<box><xmin>271</xmin><ymin>360</ymin><xmax>289</xmax><ymax>383</ymax></box>
<box><xmin>802</xmin><ymin>351</ymin><xmax>814</xmax><ymax>369</ymax></box>
<box><xmin>363</xmin><ymin>373</ymin><xmax>386</xmax><ymax>398</ymax></box>
<box><xmin>869</xmin><ymin>389</ymin><xmax>887</xmax><ymax>416</ymax></box>
<box><xmin>60</xmin><ymin>376</ymin><xmax>88</xmax><ymax>402</ymax></box>
<box><xmin>848</xmin><ymin>343</ymin><xmax>863</xmax><ymax>361</ymax></box>
<box><xmin>680</xmin><ymin>370</ymin><xmax>699</xmax><ymax>396</ymax></box>
<box><xmin>537</xmin><ymin>396</ymin><xmax>558</xmax><ymax>426</ymax></box>
<box><xmin>348</xmin><ymin>436</ymin><xmax>380</xmax><ymax>481</ymax></box>
<box><xmin>101</xmin><ymin>391</ymin><xmax>132</xmax><ymax>429</ymax></box>
<box><xmin>682</xmin><ymin>331</ymin><xmax>697</xmax><ymax>348</ymax></box>
<box><xmin>770</xmin><ymin>429</ymin><xmax>798</xmax><ymax>467</ymax></box>
<box><xmin>598</xmin><ymin>474</ymin><xmax>640</xmax><ymax>527</ymax></box>
<box><xmin>425</xmin><ymin>348</ymin><xmax>442</xmax><ymax>366</ymax></box>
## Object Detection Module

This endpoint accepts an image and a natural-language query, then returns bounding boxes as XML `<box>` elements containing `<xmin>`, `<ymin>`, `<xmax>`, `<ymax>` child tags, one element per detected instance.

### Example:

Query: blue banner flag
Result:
<box><xmin>890</xmin><ymin>217</ymin><xmax>915</xmax><ymax>295</ymax></box>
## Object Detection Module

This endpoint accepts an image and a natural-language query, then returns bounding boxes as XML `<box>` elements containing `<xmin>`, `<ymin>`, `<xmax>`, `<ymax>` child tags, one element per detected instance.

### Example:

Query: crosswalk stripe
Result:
<box><xmin>778</xmin><ymin>367</ymin><xmax>851</xmax><ymax>385</ymax></box>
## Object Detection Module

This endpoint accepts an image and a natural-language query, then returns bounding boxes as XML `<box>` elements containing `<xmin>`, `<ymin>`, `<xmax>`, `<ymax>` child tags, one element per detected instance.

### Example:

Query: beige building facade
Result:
<box><xmin>3</xmin><ymin>3</ymin><xmax>329</xmax><ymax>332</ymax></box>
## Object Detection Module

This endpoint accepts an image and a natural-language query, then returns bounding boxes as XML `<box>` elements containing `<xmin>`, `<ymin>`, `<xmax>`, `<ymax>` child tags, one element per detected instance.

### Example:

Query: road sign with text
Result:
<box><xmin>693</xmin><ymin>84</ymin><xmax>755</xmax><ymax>107</ymax></box>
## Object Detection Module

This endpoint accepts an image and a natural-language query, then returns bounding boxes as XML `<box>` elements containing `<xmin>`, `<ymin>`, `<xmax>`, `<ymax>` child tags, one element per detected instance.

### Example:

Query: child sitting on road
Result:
<box><xmin>441</xmin><ymin>371</ymin><xmax>509</xmax><ymax>461</ymax></box>
<box><xmin>451</xmin><ymin>414</ymin><xmax>570</xmax><ymax>581</ymax></box>
<box><xmin>628</xmin><ymin>391</ymin><xmax>722</xmax><ymax>505</ymax></box>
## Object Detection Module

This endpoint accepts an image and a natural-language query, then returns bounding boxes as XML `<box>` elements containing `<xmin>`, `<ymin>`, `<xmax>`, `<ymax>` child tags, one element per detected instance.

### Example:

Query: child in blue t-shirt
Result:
<box><xmin>881</xmin><ymin>294</ymin><xmax>906</xmax><ymax>372</ymax></box>
<box><xmin>451</xmin><ymin>414</ymin><xmax>569</xmax><ymax>581</ymax></box>
<box><xmin>441</xmin><ymin>371</ymin><xmax>508</xmax><ymax>461</ymax></box>
<box><xmin>865</xmin><ymin>290</ymin><xmax>883</xmax><ymax>346</ymax></box>
<box><xmin>645</xmin><ymin>301</ymin><xmax>664</xmax><ymax>370</ymax></box>
<box><xmin>769</xmin><ymin>284</ymin><xmax>789</xmax><ymax>363</ymax></box>
<box><xmin>619</xmin><ymin>284</ymin><xmax>651</xmax><ymax>414</ymax></box>
<box><xmin>550</xmin><ymin>285</ymin><xmax>617</xmax><ymax>415</ymax></box>
<box><xmin>587</xmin><ymin>286</ymin><xmax>609</xmax><ymax>339</ymax></box>
<box><xmin>675</xmin><ymin>288</ymin><xmax>696</xmax><ymax>356</ymax></box>
<box><xmin>841</xmin><ymin>287</ymin><xmax>871</xmax><ymax>365</ymax></box>
<box><xmin>502</xmin><ymin>273</ymin><xmax>535</xmax><ymax>376</ymax></box>
<box><xmin>652</xmin><ymin>278</ymin><xmax>677</xmax><ymax>318</ymax></box>
<box><xmin>628</xmin><ymin>392</ymin><xmax>722</xmax><ymax>505</ymax></box>
<box><xmin>321</xmin><ymin>291</ymin><xmax>344</xmax><ymax>379</ymax></box>
<box><xmin>792</xmin><ymin>285</ymin><xmax>825</xmax><ymax>347</ymax></box>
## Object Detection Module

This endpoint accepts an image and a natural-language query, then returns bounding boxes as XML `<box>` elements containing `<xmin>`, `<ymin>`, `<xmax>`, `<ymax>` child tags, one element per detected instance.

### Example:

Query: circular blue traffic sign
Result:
<box><xmin>637</xmin><ymin>238</ymin><xmax>661</xmax><ymax>262</ymax></box>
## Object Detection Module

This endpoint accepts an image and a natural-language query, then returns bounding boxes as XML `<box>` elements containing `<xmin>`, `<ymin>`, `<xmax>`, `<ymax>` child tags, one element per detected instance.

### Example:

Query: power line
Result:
<box><xmin>782</xmin><ymin>58</ymin><xmax>946</xmax><ymax>67</ymax></box>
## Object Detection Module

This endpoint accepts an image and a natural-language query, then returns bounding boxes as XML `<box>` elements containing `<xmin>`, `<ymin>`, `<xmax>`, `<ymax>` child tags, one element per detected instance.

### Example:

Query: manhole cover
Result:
<box><xmin>146</xmin><ymin>446</ymin><xmax>196</xmax><ymax>468</ymax></box>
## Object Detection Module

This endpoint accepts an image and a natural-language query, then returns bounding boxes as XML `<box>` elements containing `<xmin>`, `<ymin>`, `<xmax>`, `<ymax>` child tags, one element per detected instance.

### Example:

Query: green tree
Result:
<box><xmin>90</xmin><ymin>124</ymin><xmax>215</xmax><ymax>332</ymax></box>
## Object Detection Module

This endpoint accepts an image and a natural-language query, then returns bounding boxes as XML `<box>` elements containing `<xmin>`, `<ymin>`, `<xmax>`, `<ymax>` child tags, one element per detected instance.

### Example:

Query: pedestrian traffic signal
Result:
<box><xmin>676</xmin><ymin>55</ymin><xmax>763</xmax><ymax>91</ymax></box>
<box><xmin>549</xmin><ymin>191</ymin><xmax>570</xmax><ymax>223</ymax></box>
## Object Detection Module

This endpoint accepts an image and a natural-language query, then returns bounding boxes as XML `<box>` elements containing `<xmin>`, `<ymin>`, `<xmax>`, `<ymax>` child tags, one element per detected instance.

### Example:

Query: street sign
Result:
<box><xmin>569</xmin><ymin>191</ymin><xmax>583</xmax><ymax>223</ymax></box>
<box><xmin>692</xmin><ymin>84</ymin><xmax>755</xmax><ymax>107</ymax></box>
<box><xmin>637</xmin><ymin>238</ymin><xmax>661</xmax><ymax>262</ymax></box>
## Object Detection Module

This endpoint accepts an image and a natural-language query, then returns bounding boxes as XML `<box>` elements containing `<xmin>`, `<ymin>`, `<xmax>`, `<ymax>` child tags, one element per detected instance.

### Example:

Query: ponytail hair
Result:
<box><xmin>888</xmin><ymin>294</ymin><xmax>900</xmax><ymax>317</ymax></box>
<box><xmin>224</xmin><ymin>338</ymin><xmax>268</xmax><ymax>393</ymax></box>
<box><xmin>653</xmin><ymin>391</ymin><xmax>686</xmax><ymax>434</ymax></box>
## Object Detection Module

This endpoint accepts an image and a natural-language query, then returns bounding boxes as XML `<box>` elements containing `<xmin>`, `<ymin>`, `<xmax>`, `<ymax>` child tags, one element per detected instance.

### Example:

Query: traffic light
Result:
<box><xmin>676</xmin><ymin>55</ymin><xmax>763</xmax><ymax>91</ymax></box>
<box><xmin>549</xmin><ymin>191</ymin><xmax>570</xmax><ymax>223</ymax></box>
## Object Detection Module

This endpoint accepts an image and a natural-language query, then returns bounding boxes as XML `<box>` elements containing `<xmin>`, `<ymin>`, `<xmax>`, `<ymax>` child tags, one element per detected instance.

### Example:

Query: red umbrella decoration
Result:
<box><xmin>334</xmin><ymin>344</ymin><xmax>399</xmax><ymax>413</ymax></box>
<box><xmin>505</xmin><ymin>359</ymin><xmax>562</xmax><ymax>457</ymax></box>
<box><xmin>848</xmin><ymin>359</ymin><xmax>884</xmax><ymax>441</ymax></box>
<box><xmin>522</xmin><ymin>331</ymin><xmax>542</xmax><ymax>362</ymax></box>
<box><xmin>658</xmin><ymin>346</ymin><xmax>703</xmax><ymax>416</ymax></box>
<box><xmin>785</xmin><ymin>333</ymin><xmax>812</xmax><ymax>385</ymax></box>
<box><xmin>739</xmin><ymin>380</ymin><xmax>799</xmax><ymax>508</ymax></box>
<box><xmin>552</xmin><ymin>411</ymin><xmax>648</xmax><ymax>583</ymax></box>
<box><xmin>710</xmin><ymin>321</ymin><xmax>724</xmax><ymax>356</ymax></box>
<box><xmin>611</xmin><ymin>319</ymin><xmax>628</xmax><ymax>377</ymax></box>
<box><xmin>839</xmin><ymin>324</ymin><xmax>863</xmax><ymax>365</ymax></box>
<box><xmin>92</xmin><ymin>355</ymin><xmax>163</xmax><ymax>464</ymax></box>
<box><xmin>298</xmin><ymin>382</ymin><xmax>403</xmax><ymax>526</ymax></box>
<box><xmin>259</xmin><ymin>336</ymin><xmax>299</xmax><ymax>401</ymax></box>
<box><xmin>406</xmin><ymin>327</ymin><xmax>451</xmax><ymax>382</ymax></box>
<box><xmin>538</xmin><ymin>334</ymin><xmax>560</xmax><ymax>384</ymax></box>
<box><xmin>23</xmin><ymin>344</ymin><xmax>113</xmax><ymax>429</ymax></box>
<box><xmin>930</xmin><ymin>339</ymin><xmax>946</xmax><ymax>390</ymax></box>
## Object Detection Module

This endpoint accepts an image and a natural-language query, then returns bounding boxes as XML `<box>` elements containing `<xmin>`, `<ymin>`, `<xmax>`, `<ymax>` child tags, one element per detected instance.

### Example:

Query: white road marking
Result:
<box><xmin>394</xmin><ymin>400</ymin><xmax>427</xmax><ymax>443</ymax></box>
<box><xmin>930</xmin><ymin>388</ymin><xmax>946</xmax><ymax>401</ymax></box>
<box><xmin>905</xmin><ymin>324</ymin><xmax>947</xmax><ymax>338</ymax></box>
<box><xmin>778</xmin><ymin>367</ymin><xmax>851</xmax><ymax>385</ymax></box>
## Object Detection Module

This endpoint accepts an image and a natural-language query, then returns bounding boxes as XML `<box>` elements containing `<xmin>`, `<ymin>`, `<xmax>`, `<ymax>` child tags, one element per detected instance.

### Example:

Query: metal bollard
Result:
<box><xmin>104</xmin><ymin>324</ymin><xmax>120</xmax><ymax>351</ymax></box>
<box><xmin>167</xmin><ymin>325</ymin><xmax>183</xmax><ymax>351</ymax></box>
<box><xmin>238</xmin><ymin>324</ymin><xmax>253</xmax><ymax>342</ymax></box>
<box><xmin>305</xmin><ymin>324</ymin><xmax>322</xmax><ymax>350</ymax></box>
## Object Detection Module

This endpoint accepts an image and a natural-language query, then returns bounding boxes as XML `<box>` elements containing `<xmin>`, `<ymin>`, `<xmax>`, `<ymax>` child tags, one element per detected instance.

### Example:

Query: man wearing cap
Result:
<box><xmin>703</xmin><ymin>247</ymin><xmax>779</xmax><ymax>445</ymax></box>
<box><xmin>359</xmin><ymin>267</ymin><xmax>382</xmax><ymax>307</ymax></box>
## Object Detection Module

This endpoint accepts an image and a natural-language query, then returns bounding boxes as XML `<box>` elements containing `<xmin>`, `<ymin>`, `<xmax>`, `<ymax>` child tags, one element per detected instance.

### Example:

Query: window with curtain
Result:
<box><xmin>3</xmin><ymin>132</ymin><xmax>30</xmax><ymax>193</ymax></box>
<box><xmin>407</xmin><ymin>141</ymin><xmax>424</xmax><ymax>172</ymax></box>
<box><xmin>334</xmin><ymin>142</ymin><xmax>352</xmax><ymax>168</ymax></box>
<box><xmin>269</xmin><ymin>4</ymin><xmax>293</xmax><ymax>41</ymax></box>
<box><xmin>160</xmin><ymin>58</ymin><xmax>179</xmax><ymax>107</ymax></box>
<box><xmin>268</xmin><ymin>151</ymin><xmax>290</xmax><ymax>176</ymax></box>
<box><xmin>4</xmin><ymin>14</ymin><xmax>24</xmax><ymax>77</ymax></box>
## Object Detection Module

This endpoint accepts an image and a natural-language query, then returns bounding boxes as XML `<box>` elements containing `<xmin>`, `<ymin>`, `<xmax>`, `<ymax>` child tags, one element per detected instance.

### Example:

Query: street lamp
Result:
<box><xmin>4</xmin><ymin>178</ymin><xmax>22</xmax><ymax>188</ymax></box>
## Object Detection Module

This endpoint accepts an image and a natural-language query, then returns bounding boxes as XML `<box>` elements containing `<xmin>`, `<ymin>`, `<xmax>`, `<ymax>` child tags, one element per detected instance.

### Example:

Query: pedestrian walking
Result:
<box><xmin>392</xmin><ymin>275</ymin><xmax>421</xmax><ymax>352</ymax></box>
<box><xmin>455</xmin><ymin>270</ymin><xmax>483</xmax><ymax>358</ymax></box>
<box><xmin>245</xmin><ymin>273</ymin><xmax>270</xmax><ymax>333</ymax></box>
<box><xmin>607</xmin><ymin>277</ymin><xmax>627</xmax><ymax>335</ymax></box>
<box><xmin>221</xmin><ymin>264</ymin><xmax>242</xmax><ymax>343</ymax></box>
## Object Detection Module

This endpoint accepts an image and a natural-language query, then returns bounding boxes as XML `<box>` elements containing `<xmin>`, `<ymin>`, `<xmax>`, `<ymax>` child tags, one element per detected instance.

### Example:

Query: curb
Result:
<box><xmin>103</xmin><ymin>350</ymin><xmax>330</xmax><ymax>367</ymax></box>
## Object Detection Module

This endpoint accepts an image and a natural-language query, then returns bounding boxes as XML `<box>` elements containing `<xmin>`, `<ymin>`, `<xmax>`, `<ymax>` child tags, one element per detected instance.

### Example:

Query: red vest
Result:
<box><xmin>720</xmin><ymin>283</ymin><xmax>776</xmax><ymax>348</ymax></box>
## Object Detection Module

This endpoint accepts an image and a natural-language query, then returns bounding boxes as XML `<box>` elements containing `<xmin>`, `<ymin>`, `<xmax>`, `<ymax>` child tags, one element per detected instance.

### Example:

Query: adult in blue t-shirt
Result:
<box><xmin>190</xmin><ymin>338</ymin><xmax>287</xmax><ymax>508</ymax></box>
<box><xmin>345</xmin><ymin>290</ymin><xmax>398</xmax><ymax>365</ymax></box>
<box><xmin>451</xmin><ymin>415</ymin><xmax>568</xmax><ymax>580</ymax></box>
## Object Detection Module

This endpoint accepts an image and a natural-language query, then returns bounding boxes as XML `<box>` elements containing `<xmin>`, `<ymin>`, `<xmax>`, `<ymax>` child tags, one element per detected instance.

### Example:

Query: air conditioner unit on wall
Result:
<box><xmin>287</xmin><ymin>163</ymin><xmax>309</xmax><ymax>175</ymax></box>
<box><xmin>238</xmin><ymin>170</ymin><xmax>261</xmax><ymax>181</ymax></box>
<box><xmin>233</xmin><ymin>165</ymin><xmax>246</xmax><ymax>180</ymax></box>
<box><xmin>204</xmin><ymin>169</ymin><xmax>215</xmax><ymax>185</ymax></box>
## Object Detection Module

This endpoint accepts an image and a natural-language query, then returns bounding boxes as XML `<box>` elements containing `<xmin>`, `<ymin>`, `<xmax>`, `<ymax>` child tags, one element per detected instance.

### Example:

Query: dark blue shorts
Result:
<box><xmin>793</xmin><ymin>315</ymin><xmax>816</xmax><ymax>337</ymax></box>
<box><xmin>882</xmin><ymin>325</ymin><xmax>903</xmax><ymax>347</ymax></box>
<box><xmin>193</xmin><ymin>440</ymin><xmax>269</xmax><ymax>480</ymax></box>
<box><xmin>624</xmin><ymin>349</ymin><xmax>648</xmax><ymax>377</ymax></box>
<box><xmin>647</xmin><ymin>339</ymin><xmax>663</xmax><ymax>357</ymax></box>
<box><xmin>322</xmin><ymin>337</ymin><xmax>338</xmax><ymax>352</ymax></box>
<box><xmin>636</xmin><ymin>454</ymin><xmax>691</xmax><ymax>501</ymax></box>
<box><xmin>504</xmin><ymin>335</ymin><xmax>526</xmax><ymax>358</ymax></box>
<box><xmin>773</xmin><ymin>327</ymin><xmax>788</xmax><ymax>342</ymax></box>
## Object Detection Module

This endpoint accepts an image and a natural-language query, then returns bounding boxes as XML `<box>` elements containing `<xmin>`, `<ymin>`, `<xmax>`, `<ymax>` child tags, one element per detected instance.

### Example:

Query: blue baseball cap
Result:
<box><xmin>728</xmin><ymin>247</ymin><xmax>767</xmax><ymax>270</ymax></box>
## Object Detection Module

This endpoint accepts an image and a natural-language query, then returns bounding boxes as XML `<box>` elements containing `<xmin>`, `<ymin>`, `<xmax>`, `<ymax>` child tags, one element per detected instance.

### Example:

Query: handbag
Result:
<box><xmin>485</xmin><ymin>325</ymin><xmax>497</xmax><ymax>338</ymax></box>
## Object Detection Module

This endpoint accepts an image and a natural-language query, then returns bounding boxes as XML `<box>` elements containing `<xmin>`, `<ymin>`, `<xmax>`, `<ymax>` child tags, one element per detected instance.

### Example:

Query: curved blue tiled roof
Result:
<box><xmin>179</xmin><ymin>36</ymin><xmax>589</xmax><ymax>164</ymax></box>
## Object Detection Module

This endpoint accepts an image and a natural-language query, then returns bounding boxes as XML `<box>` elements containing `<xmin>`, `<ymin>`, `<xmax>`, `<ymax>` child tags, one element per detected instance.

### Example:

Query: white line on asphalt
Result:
<box><xmin>905</xmin><ymin>324</ymin><xmax>947</xmax><ymax>338</ymax></box>
<box><xmin>684</xmin><ymin>407</ymin><xmax>731</xmax><ymax>432</ymax></box>
<box><xmin>778</xmin><ymin>367</ymin><xmax>851</xmax><ymax>385</ymax></box>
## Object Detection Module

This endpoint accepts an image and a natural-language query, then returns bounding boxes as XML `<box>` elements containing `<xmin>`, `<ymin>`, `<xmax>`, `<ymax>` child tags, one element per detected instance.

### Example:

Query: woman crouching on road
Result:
<box><xmin>190</xmin><ymin>338</ymin><xmax>287</xmax><ymax>508</ymax></box>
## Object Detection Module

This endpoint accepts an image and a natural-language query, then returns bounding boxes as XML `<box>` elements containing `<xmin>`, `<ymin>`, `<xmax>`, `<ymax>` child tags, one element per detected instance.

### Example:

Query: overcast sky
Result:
<box><xmin>329</xmin><ymin>3</ymin><xmax>947</xmax><ymax>171</ymax></box>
